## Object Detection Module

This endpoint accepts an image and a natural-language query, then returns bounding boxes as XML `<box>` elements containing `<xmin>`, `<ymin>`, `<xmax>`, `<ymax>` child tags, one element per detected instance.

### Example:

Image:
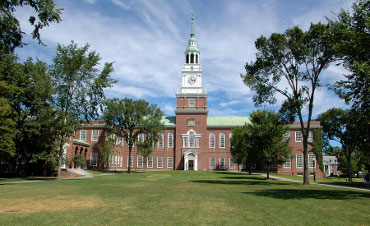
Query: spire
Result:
<box><xmin>191</xmin><ymin>10</ymin><xmax>195</xmax><ymax>37</ymax></box>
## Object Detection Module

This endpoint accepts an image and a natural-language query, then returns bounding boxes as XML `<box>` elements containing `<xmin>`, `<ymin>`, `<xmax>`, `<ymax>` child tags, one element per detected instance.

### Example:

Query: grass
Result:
<box><xmin>0</xmin><ymin>171</ymin><xmax>369</xmax><ymax>226</ymax></box>
<box><xmin>84</xmin><ymin>169</ymin><xmax>107</xmax><ymax>175</ymax></box>
<box><xmin>270</xmin><ymin>173</ymin><xmax>369</xmax><ymax>189</ymax></box>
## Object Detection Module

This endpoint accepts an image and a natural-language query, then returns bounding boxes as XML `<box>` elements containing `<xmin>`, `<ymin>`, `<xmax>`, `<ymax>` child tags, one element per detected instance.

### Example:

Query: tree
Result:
<box><xmin>0</xmin><ymin>0</ymin><xmax>63</xmax><ymax>57</ymax></box>
<box><xmin>249</xmin><ymin>110</ymin><xmax>291</xmax><ymax>179</ymax></box>
<box><xmin>51</xmin><ymin>41</ymin><xmax>115</xmax><ymax>179</ymax></box>
<box><xmin>317</xmin><ymin>108</ymin><xmax>360</xmax><ymax>181</ymax></box>
<box><xmin>242</xmin><ymin>23</ymin><xmax>336</xmax><ymax>185</ymax></box>
<box><xmin>103</xmin><ymin>98</ymin><xmax>164</xmax><ymax>173</ymax></box>
<box><xmin>329</xmin><ymin>0</ymin><xmax>370</xmax><ymax>169</ymax></box>
<box><xmin>230</xmin><ymin>126</ymin><xmax>257</xmax><ymax>175</ymax></box>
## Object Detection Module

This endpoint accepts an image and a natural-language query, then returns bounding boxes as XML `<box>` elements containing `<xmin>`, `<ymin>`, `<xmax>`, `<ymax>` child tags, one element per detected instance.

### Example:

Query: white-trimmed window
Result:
<box><xmin>229</xmin><ymin>158</ymin><xmax>236</xmax><ymax>169</ymax></box>
<box><xmin>157</xmin><ymin>157</ymin><xmax>163</xmax><ymax>168</ymax></box>
<box><xmin>80</xmin><ymin>130</ymin><xmax>87</xmax><ymax>141</ymax></box>
<box><xmin>118</xmin><ymin>154</ymin><xmax>121</xmax><ymax>167</ymax></box>
<box><xmin>308</xmin><ymin>131</ymin><xmax>314</xmax><ymax>142</ymax></box>
<box><xmin>296</xmin><ymin>154</ymin><xmax>303</xmax><ymax>168</ymax></box>
<box><xmin>92</xmin><ymin>130</ymin><xmax>99</xmax><ymax>141</ymax></box>
<box><xmin>219</xmin><ymin>157</ymin><xmax>226</xmax><ymax>169</ymax></box>
<box><xmin>158</xmin><ymin>132</ymin><xmax>164</xmax><ymax>148</ymax></box>
<box><xmin>189</xmin><ymin>132</ymin><xmax>195</xmax><ymax>147</ymax></box>
<box><xmin>195</xmin><ymin>137</ymin><xmax>199</xmax><ymax>148</ymax></box>
<box><xmin>210</xmin><ymin>157</ymin><xmax>216</xmax><ymax>169</ymax></box>
<box><xmin>147</xmin><ymin>156</ymin><xmax>153</xmax><ymax>168</ymax></box>
<box><xmin>229</xmin><ymin>133</ymin><xmax>233</xmax><ymax>148</ymax></box>
<box><xmin>183</xmin><ymin>137</ymin><xmax>187</xmax><ymax>147</ymax></box>
<box><xmin>295</xmin><ymin>131</ymin><xmax>302</xmax><ymax>142</ymax></box>
<box><xmin>138</xmin><ymin>156</ymin><xmax>143</xmax><ymax>168</ymax></box>
<box><xmin>168</xmin><ymin>132</ymin><xmax>174</xmax><ymax>148</ymax></box>
<box><xmin>283</xmin><ymin>132</ymin><xmax>290</xmax><ymax>141</ymax></box>
<box><xmin>111</xmin><ymin>154</ymin><xmax>114</xmax><ymax>167</ymax></box>
<box><xmin>90</xmin><ymin>153</ymin><xmax>98</xmax><ymax>166</ymax></box>
<box><xmin>189</xmin><ymin>98</ymin><xmax>195</xmax><ymax>107</ymax></box>
<box><xmin>283</xmin><ymin>155</ymin><xmax>291</xmax><ymax>168</ymax></box>
<box><xmin>120</xmin><ymin>156</ymin><xmax>123</xmax><ymax>167</ymax></box>
<box><xmin>128</xmin><ymin>156</ymin><xmax>133</xmax><ymax>168</ymax></box>
<box><xmin>309</xmin><ymin>154</ymin><xmax>316</xmax><ymax>168</ymax></box>
<box><xmin>219</xmin><ymin>132</ymin><xmax>226</xmax><ymax>148</ymax></box>
<box><xmin>117</xmin><ymin>137</ymin><xmax>122</xmax><ymax>146</ymax></box>
<box><xmin>138</xmin><ymin>133</ymin><xmax>144</xmax><ymax>143</ymax></box>
<box><xmin>209</xmin><ymin>132</ymin><xmax>215</xmax><ymax>148</ymax></box>
<box><xmin>167</xmin><ymin>157</ymin><xmax>173</xmax><ymax>168</ymax></box>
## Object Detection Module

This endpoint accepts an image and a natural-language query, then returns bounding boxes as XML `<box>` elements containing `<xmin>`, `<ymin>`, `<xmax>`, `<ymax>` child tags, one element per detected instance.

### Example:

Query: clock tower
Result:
<box><xmin>175</xmin><ymin>11</ymin><xmax>208</xmax><ymax>170</ymax></box>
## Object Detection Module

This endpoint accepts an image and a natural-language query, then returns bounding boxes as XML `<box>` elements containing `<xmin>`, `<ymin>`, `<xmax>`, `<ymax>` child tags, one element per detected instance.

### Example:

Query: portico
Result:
<box><xmin>184</xmin><ymin>150</ymin><xmax>198</xmax><ymax>171</ymax></box>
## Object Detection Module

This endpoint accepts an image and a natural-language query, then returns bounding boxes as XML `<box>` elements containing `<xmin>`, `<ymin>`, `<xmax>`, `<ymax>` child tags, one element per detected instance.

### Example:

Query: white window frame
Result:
<box><xmin>167</xmin><ymin>157</ymin><xmax>173</xmax><ymax>168</ymax></box>
<box><xmin>229</xmin><ymin>158</ymin><xmax>236</xmax><ymax>169</ymax></box>
<box><xmin>91</xmin><ymin>130</ymin><xmax>99</xmax><ymax>141</ymax></box>
<box><xmin>295</xmin><ymin>131</ymin><xmax>302</xmax><ymax>142</ymax></box>
<box><xmin>147</xmin><ymin>156</ymin><xmax>153</xmax><ymax>168</ymax></box>
<box><xmin>137</xmin><ymin>156</ymin><xmax>143</xmax><ymax>168</ymax></box>
<box><xmin>308</xmin><ymin>131</ymin><xmax>314</xmax><ymax>142</ymax></box>
<box><xmin>80</xmin><ymin>130</ymin><xmax>87</xmax><ymax>141</ymax></box>
<box><xmin>168</xmin><ymin>132</ymin><xmax>174</xmax><ymax>148</ymax></box>
<box><xmin>219</xmin><ymin>132</ymin><xmax>226</xmax><ymax>148</ymax></box>
<box><xmin>157</xmin><ymin>157</ymin><xmax>163</xmax><ymax>168</ymax></box>
<box><xmin>138</xmin><ymin>133</ymin><xmax>144</xmax><ymax>143</ymax></box>
<box><xmin>127</xmin><ymin>156</ymin><xmax>133</xmax><ymax>168</ymax></box>
<box><xmin>229</xmin><ymin>133</ymin><xmax>233</xmax><ymax>148</ymax></box>
<box><xmin>219</xmin><ymin>157</ymin><xmax>226</xmax><ymax>169</ymax></box>
<box><xmin>283</xmin><ymin>155</ymin><xmax>291</xmax><ymax>168</ymax></box>
<box><xmin>210</xmin><ymin>157</ymin><xmax>216</xmax><ymax>169</ymax></box>
<box><xmin>309</xmin><ymin>154</ymin><xmax>316</xmax><ymax>168</ymax></box>
<box><xmin>209</xmin><ymin>132</ymin><xmax>215</xmax><ymax>148</ymax></box>
<box><xmin>90</xmin><ymin>153</ymin><xmax>98</xmax><ymax>166</ymax></box>
<box><xmin>158</xmin><ymin>132</ymin><xmax>164</xmax><ymax>148</ymax></box>
<box><xmin>189</xmin><ymin>132</ymin><xmax>195</xmax><ymax>147</ymax></box>
<box><xmin>296</xmin><ymin>154</ymin><xmax>303</xmax><ymax>168</ymax></box>
<box><xmin>183</xmin><ymin>137</ymin><xmax>187</xmax><ymax>148</ymax></box>
<box><xmin>189</xmin><ymin>98</ymin><xmax>195</xmax><ymax>107</ymax></box>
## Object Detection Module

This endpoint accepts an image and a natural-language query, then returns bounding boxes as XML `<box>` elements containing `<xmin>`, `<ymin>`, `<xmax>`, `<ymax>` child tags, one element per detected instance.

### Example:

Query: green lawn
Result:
<box><xmin>0</xmin><ymin>171</ymin><xmax>369</xmax><ymax>226</ymax></box>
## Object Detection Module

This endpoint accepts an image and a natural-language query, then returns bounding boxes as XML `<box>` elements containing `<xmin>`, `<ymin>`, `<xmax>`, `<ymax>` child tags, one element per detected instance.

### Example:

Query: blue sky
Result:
<box><xmin>15</xmin><ymin>0</ymin><xmax>354</xmax><ymax>118</ymax></box>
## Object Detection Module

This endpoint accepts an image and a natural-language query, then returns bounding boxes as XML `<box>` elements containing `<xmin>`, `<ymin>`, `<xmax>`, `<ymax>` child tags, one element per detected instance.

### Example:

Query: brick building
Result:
<box><xmin>63</xmin><ymin>15</ymin><xmax>323</xmax><ymax>178</ymax></box>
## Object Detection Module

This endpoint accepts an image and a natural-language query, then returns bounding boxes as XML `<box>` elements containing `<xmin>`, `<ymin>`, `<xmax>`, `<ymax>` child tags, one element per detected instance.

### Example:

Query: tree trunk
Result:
<box><xmin>346</xmin><ymin>148</ymin><xmax>353</xmax><ymax>181</ymax></box>
<box><xmin>266</xmin><ymin>164</ymin><xmax>270</xmax><ymax>179</ymax></box>
<box><xmin>57</xmin><ymin>138</ymin><xmax>64</xmax><ymax>180</ymax></box>
<box><xmin>128</xmin><ymin>146</ymin><xmax>131</xmax><ymax>173</ymax></box>
<box><xmin>303</xmin><ymin>139</ymin><xmax>310</xmax><ymax>185</ymax></box>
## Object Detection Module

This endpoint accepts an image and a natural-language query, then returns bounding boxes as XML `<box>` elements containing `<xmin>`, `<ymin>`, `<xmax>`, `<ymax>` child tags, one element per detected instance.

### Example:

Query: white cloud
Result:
<box><xmin>111</xmin><ymin>0</ymin><xmax>133</xmax><ymax>10</ymax></box>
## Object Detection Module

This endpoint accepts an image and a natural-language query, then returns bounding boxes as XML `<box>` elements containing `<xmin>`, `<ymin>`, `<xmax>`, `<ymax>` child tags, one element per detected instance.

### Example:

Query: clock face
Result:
<box><xmin>188</xmin><ymin>75</ymin><xmax>196</xmax><ymax>85</ymax></box>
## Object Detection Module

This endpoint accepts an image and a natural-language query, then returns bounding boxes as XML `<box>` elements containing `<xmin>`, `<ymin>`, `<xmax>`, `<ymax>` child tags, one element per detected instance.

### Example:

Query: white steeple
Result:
<box><xmin>180</xmin><ymin>10</ymin><xmax>204</xmax><ymax>94</ymax></box>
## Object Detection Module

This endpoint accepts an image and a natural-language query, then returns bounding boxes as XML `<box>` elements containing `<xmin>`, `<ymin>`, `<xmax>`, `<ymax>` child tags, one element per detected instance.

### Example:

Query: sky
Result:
<box><xmin>14</xmin><ymin>0</ymin><xmax>355</xmax><ymax>119</ymax></box>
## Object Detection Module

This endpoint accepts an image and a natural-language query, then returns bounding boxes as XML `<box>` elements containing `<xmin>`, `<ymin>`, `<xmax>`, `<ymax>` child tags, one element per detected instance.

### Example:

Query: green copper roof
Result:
<box><xmin>73</xmin><ymin>139</ymin><xmax>90</xmax><ymax>146</ymax></box>
<box><xmin>161</xmin><ymin>116</ymin><xmax>176</xmax><ymax>126</ymax></box>
<box><xmin>186</xmin><ymin>46</ymin><xmax>199</xmax><ymax>53</ymax></box>
<box><xmin>207</xmin><ymin>117</ymin><xmax>250</xmax><ymax>127</ymax></box>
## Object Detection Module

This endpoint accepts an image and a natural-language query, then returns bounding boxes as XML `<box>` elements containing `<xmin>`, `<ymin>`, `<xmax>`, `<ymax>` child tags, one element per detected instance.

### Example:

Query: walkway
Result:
<box><xmin>261</xmin><ymin>174</ymin><xmax>370</xmax><ymax>192</ymax></box>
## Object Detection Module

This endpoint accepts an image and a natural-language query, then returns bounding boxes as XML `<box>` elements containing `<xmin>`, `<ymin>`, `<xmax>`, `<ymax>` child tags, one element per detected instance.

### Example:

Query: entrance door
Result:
<box><xmin>188</xmin><ymin>160</ymin><xmax>194</xmax><ymax>170</ymax></box>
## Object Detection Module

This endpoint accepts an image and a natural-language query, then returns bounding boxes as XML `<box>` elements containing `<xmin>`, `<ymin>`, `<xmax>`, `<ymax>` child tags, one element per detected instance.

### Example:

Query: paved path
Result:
<box><xmin>260</xmin><ymin>174</ymin><xmax>370</xmax><ymax>192</ymax></box>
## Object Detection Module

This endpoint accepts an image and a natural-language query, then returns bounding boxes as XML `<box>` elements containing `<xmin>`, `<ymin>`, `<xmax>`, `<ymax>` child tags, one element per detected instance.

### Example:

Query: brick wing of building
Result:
<box><xmin>62</xmin><ymin>14</ymin><xmax>323</xmax><ymax>178</ymax></box>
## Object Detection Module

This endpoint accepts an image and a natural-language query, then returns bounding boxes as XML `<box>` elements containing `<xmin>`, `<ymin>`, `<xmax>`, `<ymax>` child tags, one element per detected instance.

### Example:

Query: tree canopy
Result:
<box><xmin>242</xmin><ymin>23</ymin><xmax>336</xmax><ymax>185</ymax></box>
<box><xmin>103</xmin><ymin>98</ymin><xmax>164</xmax><ymax>173</ymax></box>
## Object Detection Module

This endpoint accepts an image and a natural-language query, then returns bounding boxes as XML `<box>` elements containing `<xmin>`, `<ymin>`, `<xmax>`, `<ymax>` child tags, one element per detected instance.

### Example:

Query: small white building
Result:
<box><xmin>323</xmin><ymin>156</ymin><xmax>339</xmax><ymax>177</ymax></box>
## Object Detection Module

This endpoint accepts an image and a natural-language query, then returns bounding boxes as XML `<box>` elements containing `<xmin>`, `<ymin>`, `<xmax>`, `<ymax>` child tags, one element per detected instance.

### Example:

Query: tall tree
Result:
<box><xmin>317</xmin><ymin>108</ymin><xmax>360</xmax><ymax>181</ymax></box>
<box><xmin>230</xmin><ymin>126</ymin><xmax>257</xmax><ymax>174</ymax></box>
<box><xmin>329</xmin><ymin>0</ymin><xmax>370</xmax><ymax>168</ymax></box>
<box><xmin>248</xmin><ymin>110</ymin><xmax>291</xmax><ymax>179</ymax></box>
<box><xmin>0</xmin><ymin>0</ymin><xmax>63</xmax><ymax>57</ymax></box>
<box><xmin>242</xmin><ymin>23</ymin><xmax>336</xmax><ymax>185</ymax></box>
<box><xmin>51</xmin><ymin>41</ymin><xmax>115</xmax><ymax>179</ymax></box>
<box><xmin>103</xmin><ymin>98</ymin><xmax>163</xmax><ymax>173</ymax></box>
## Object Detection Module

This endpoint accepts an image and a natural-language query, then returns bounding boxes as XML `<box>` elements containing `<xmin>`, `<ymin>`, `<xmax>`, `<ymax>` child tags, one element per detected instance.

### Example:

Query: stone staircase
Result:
<box><xmin>66</xmin><ymin>168</ymin><xmax>93</xmax><ymax>177</ymax></box>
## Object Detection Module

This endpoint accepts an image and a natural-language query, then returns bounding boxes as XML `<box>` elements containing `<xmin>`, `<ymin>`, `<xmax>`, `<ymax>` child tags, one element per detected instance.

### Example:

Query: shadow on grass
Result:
<box><xmin>192</xmin><ymin>179</ymin><xmax>293</xmax><ymax>186</ymax></box>
<box><xmin>243</xmin><ymin>188</ymin><xmax>370</xmax><ymax>200</ymax></box>
<box><xmin>319</xmin><ymin>182</ymin><xmax>370</xmax><ymax>190</ymax></box>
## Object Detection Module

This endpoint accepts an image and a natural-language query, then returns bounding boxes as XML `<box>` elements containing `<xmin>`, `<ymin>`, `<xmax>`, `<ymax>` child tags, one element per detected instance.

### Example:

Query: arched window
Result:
<box><xmin>168</xmin><ymin>132</ymin><xmax>174</xmax><ymax>148</ymax></box>
<box><xmin>220</xmin><ymin>132</ymin><xmax>225</xmax><ymax>148</ymax></box>
<box><xmin>158</xmin><ymin>132</ymin><xmax>164</xmax><ymax>148</ymax></box>
<box><xmin>186</xmin><ymin>54</ymin><xmax>189</xmax><ymax>64</ymax></box>
<box><xmin>196</xmin><ymin>54</ymin><xmax>198</xmax><ymax>64</ymax></box>
<box><xmin>189</xmin><ymin>132</ymin><xmax>195</xmax><ymax>147</ymax></box>
<box><xmin>209</xmin><ymin>132</ymin><xmax>215</xmax><ymax>148</ymax></box>
<box><xmin>190</xmin><ymin>53</ymin><xmax>194</xmax><ymax>63</ymax></box>
<box><xmin>229</xmin><ymin>133</ymin><xmax>233</xmax><ymax>148</ymax></box>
